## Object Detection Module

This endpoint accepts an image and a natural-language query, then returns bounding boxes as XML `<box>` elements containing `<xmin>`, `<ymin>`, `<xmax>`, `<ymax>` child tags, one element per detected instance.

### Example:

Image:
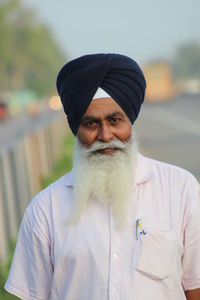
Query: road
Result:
<box><xmin>0</xmin><ymin>95</ymin><xmax>199</xmax><ymax>181</ymax></box>
<box><xmin>0</xmin><ymin>108</ymin><xmax>62</xmax><ymax>150</ymax></box>
<box><xmin>134</xmin><ymin>95</ymin><xmax>200</xmax><ymax>181</ymax></box>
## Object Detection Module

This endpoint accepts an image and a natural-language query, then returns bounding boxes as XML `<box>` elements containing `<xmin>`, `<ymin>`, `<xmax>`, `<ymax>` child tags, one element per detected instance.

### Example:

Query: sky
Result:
<box><xmin>23</xmin><ymin>0</ymin><xmax>200</xmax><ymax>64</ymax></box>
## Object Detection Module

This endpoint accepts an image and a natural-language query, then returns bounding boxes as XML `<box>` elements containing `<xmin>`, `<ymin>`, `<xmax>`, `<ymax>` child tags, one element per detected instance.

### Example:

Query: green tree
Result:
<box><xmin>0</xmin><ymin>0</ymin><xmax>66</xmax><ymax>96</ymax></box>
<box><xmin>173</xmin><ymin>43</ymin><xmax>200</xmax><ymax>80</ymax></box>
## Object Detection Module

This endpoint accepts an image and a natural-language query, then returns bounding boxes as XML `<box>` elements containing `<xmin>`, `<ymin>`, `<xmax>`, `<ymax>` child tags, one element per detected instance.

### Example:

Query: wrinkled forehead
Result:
<box><xmin>84</xmin><ymin>87</ymin><xmax>128</xmax><ymax>119</ymax></box>
<box><xmin>82</xmin><ymin>97</ymin><xmax>128</xmax><ymax>121</ymax></box>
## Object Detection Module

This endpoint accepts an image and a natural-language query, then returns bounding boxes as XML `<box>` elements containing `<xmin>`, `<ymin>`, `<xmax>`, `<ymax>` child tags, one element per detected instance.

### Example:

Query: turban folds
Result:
<box><xmin>56</xmin><ymin>53</ymin><xmax>146</xmax><ymax>135</ymax></box>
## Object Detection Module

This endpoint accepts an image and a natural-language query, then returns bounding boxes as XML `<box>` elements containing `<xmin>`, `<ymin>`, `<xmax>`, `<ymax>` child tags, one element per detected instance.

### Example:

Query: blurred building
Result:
<box><xmin>143</xmin><ymin>61</ymin><xmax>174</xmax><ymax>102</ymax></box>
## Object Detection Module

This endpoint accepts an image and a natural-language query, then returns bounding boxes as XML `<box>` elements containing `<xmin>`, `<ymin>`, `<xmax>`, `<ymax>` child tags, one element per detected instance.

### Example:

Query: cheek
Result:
<box><xmin>116</xmin><ymin>123</ymin><xmax>132</xmax><ymax>142</ymax></box>
<box><xmin>77</xmin><ymin>128</ymin><xmax>97</xmax><ymax>147</ymax></box>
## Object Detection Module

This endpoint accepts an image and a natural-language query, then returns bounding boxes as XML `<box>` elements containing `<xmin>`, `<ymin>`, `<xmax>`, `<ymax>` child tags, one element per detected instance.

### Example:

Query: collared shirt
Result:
<box><xmin>5</xmin><ymin>154</ymin><xmax>200</xmax><ymax>300</ymax></box>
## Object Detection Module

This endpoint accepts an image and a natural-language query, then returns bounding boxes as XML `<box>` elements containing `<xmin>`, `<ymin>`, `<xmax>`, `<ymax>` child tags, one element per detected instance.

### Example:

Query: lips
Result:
<box><xmin>97</xmin><ymin>148</ymin><xmax>117</xmax><ymax>155</ymax></box>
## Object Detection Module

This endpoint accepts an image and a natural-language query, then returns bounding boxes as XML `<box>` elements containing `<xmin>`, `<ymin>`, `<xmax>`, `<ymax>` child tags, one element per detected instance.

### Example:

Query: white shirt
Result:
<box><xmin>5</xmin><ymin>154</ymin><xmax>200</xmax><ymax>300</ymax></box>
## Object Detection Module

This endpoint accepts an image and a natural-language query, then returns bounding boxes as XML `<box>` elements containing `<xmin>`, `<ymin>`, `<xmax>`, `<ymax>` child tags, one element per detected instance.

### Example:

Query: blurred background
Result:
<box><xmin>0</xmin><ymin>0</ymin><xmax>200</xmax><ymax>298</ymax></box>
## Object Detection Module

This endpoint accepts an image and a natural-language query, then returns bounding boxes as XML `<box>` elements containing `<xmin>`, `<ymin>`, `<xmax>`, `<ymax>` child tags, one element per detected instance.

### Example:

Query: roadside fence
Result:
<box><xmin>0</xmin><ymin>112</ymin><xmax>68</xmax><ymax>263</ymax></box>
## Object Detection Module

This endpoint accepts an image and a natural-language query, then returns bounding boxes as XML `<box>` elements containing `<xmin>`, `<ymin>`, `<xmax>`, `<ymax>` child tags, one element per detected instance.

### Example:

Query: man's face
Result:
<box><xmin>77</xmin><ymin>97</ymin><xmax>132</xmax><ymax>154</ymax></box>
<box><xmin>72</xmin><ymin>98</ymin><xmax>137</xmax><ymax>227</ymax></box>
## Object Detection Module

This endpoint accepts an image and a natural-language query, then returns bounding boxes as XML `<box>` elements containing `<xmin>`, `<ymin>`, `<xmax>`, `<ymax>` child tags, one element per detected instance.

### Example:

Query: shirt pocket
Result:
<box><xmin>135</xmin><ymin>229</ymin><xmax>183</xmax><ymax>280</ymax></box>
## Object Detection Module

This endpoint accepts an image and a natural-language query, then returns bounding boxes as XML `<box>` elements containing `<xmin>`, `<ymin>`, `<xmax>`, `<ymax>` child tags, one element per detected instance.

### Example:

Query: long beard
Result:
<box><xmin>69</xmin><ymin>131</ymin><xmax>138</xmax><ymax>228</ymax></box>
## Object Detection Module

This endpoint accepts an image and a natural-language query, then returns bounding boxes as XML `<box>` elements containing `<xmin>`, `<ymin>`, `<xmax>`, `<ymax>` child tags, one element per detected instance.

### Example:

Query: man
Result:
<box><xmin>5</xmin><ymin>54</ymin><xmax>200</xmax><ymax>299</ymax></box>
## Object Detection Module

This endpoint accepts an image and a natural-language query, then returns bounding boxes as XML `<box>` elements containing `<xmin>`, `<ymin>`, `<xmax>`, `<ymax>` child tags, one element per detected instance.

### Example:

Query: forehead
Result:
<box><xmin>83</xmin><ymin>97</ymin><xmax>126</xmax><ymax>118</ymax></box>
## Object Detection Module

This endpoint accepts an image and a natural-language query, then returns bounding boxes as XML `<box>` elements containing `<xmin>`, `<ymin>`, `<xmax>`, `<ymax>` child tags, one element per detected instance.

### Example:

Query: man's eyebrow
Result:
<box><xmin>81</xmin><ymin>111</ymin><xmax>125</xmax><ymax>123</ymax></box>
<box><xmin>81</xmin><ymin>116</ymin><xmax>99</xmax><ymax>123</ymax></box>
<box><xmin>106</xmin><ymin>111</ymin><xmax>125</xmax><ymax>118</ymax></box>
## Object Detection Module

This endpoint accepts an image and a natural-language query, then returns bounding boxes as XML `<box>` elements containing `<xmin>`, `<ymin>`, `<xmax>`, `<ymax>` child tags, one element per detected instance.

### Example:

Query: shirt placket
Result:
<box><xmin>108</xmin><ymin>210</ymin><xmax>121</xmax><ymax>300</ymax></box>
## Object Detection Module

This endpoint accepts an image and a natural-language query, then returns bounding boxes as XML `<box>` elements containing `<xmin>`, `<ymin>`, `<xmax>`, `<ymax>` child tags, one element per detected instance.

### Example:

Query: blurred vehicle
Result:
<box><xmin>0</xmin><ymin>100</ymin><xmax>9</xmax><ymax>120</ymax></box>
<box><xmin>8</xmin><ymin>89</ymin><xmax>40</xmax><ymax>117</ymax></box>
<box><xmin>143</xmin><ymin>61</ymin><xmax>174</xmax><ymax>102</ymax></box>
<box><xmin>175</xmin><ymin>79</ymin><xmax>200</xmax><ymax>96</ymax></box>
<box><xmin>26</xmin><ymin>101</ymin><xmax>41</xmax><ymax>117</ymax></box>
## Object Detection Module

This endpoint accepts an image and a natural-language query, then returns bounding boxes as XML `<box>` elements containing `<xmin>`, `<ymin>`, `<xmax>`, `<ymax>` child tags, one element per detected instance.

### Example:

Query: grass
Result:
<box><xmin>41</xmin><ymin>132</ymin><xmax>75</xmax><ymax>188</ymax></box>
<box><xmin>0</xmin><ymin>133</ymin><xmax>74</xmax><ymax>300</ymax></box>
<box><xmin>0</xmin><ymin>242</ymin><xmax>20</xmax><ymax>300</ymax></box>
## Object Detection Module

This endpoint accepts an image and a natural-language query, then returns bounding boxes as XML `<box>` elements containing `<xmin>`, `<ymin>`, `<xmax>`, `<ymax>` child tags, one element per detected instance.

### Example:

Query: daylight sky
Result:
<box><xmin>23</xmin><ymin>0</ymin><xmax>200</xmax><ymax>64</ymax></box>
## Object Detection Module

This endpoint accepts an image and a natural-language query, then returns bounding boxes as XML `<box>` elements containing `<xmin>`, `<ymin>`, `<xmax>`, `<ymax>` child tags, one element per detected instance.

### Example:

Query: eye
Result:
<box><xmin>109</xmin><ymin>117</ymin><xmax>122</xmax><ymax>125</ymax></box>
<box><xmin>83</xmin><ymin>120</ymin><xmax>98</xmax><ymax>128</ymax></box>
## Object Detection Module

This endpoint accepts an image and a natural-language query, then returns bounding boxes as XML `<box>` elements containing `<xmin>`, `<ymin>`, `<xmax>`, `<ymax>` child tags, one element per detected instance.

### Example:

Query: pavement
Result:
<box><xmin>134</xmin><ymin>95</ymin><xmax>200</xmax><ymax>181</ymax></box>
<box><xmin>0</xmin><ymin>108</ymin><xmax>61</xmax><ymax>150</ymax></box>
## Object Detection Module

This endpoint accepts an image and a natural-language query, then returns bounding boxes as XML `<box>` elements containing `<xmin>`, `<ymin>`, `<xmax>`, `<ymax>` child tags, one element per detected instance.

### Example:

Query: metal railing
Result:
<box><xmin>0</xmin><ymin>112</ymin><xmax>68</xmax><ymax>263</ymax></box>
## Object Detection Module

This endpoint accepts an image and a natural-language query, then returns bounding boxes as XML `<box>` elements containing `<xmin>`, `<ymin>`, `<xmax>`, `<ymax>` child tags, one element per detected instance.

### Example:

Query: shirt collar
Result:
<box><xmin>64</xmin><ymin>153</ymin><xmax>156</xmax><ymax>187</ymax></box>
<box><xmin>135</xmin><ymin>153</ymin><xmax>156</xmax><ymax>185</ymax></box>
<box><xmin>65</xmin><ymin>169</ymin><xmax>75</xmax><ymax>187</ymax></box>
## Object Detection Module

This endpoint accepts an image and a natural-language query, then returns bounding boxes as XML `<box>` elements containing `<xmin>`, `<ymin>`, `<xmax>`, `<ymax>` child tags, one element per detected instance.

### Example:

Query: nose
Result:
<box><xmin>98</xmin><ymin>123</ymin><xmax>114</xmax><ymax>142</ymax></box>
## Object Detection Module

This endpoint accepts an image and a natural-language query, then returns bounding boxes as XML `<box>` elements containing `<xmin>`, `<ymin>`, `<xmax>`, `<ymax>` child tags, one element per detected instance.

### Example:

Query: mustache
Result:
<box><xmin>84</xmin><ymin>139</ymin><xmax>128</xmax><ymax>154</ymax></box>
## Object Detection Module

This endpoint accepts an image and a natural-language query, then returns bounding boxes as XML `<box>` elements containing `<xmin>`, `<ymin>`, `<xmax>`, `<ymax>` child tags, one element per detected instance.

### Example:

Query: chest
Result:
<box><xmin>49</xmin><ymin>184</ymin><xmax>186</xmax><ymax>299</ymax></box>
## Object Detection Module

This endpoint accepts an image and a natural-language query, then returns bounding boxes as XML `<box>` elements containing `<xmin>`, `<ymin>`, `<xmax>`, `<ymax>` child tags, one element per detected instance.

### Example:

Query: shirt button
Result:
<box><xmin>113</xmin><ymin>254</ymin><xmax>118</xmax><ymax>260</ymax></box>
<box><xmin>112</xmin><ymin>287</ymin><xmax>118</xmax><ymax>293</ymax></box>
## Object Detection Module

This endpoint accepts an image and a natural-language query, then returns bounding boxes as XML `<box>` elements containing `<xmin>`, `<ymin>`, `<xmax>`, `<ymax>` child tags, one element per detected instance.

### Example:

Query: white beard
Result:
<box><xmin>69</xmin><ymin>130</ymin><xmax>138</xmax><ymax>228</ymax></box>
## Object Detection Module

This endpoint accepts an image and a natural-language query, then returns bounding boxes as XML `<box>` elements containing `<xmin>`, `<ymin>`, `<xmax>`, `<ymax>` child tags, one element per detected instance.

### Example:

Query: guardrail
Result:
<box><xmin>0</xmin><ymin>112</ymin><xmax>68</xmax><ymax>263</ymax></box>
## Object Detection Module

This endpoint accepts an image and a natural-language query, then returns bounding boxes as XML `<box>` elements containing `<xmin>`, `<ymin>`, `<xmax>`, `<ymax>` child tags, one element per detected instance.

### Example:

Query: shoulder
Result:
<box><xmin>31</xmin><ymin>170</ymin><xmax>73</xmax><ymax>205</ymax></box>
<box><xmin>138</xmin><ymin>154</ymin><xmax>199</xmax><ymax>187</ymax></box>
<box><xmin>137</xmin><ymin>154</ymin><xmax>200</xmax><ymax>230</ymax></box>
<box><xmin>24</xmin><ymin>170</ymin><xmax>74</xmax><ymax>228</ymax></box>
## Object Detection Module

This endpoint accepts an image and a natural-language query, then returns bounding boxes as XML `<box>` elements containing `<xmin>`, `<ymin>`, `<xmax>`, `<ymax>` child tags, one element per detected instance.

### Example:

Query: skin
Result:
<box><xmin>77</xmin><ymin>97</ymin><xmax>132</xmax><ymax>154</ymax></box>
<box><xmin>78</xmin><ymin>97</ymin><xmax>200</xmax><ymax>299</ymax></box>
<box><xmin>185</xmin><ymin>289</ymin><xmax>200</xmax><ymax>300</ymax></box>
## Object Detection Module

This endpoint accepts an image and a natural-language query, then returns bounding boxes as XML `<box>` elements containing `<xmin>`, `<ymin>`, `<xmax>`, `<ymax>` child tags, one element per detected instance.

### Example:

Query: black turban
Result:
<box><xmin>56</xmin><ymin>53</ymin><xmax>146</xmax><ymax>135</ymax></box>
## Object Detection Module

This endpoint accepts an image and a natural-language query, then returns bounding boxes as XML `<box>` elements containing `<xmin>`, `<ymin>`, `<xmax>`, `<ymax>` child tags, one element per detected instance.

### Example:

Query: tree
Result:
<box><xmin>173</xmin><ymin>43</ymin><xmax>200</xmax><ymax>80</ymax></box>
<box><xmin>0</xmin><ymin>0</ymin><xmax>66</xmax><ymax>97</ymax></box>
